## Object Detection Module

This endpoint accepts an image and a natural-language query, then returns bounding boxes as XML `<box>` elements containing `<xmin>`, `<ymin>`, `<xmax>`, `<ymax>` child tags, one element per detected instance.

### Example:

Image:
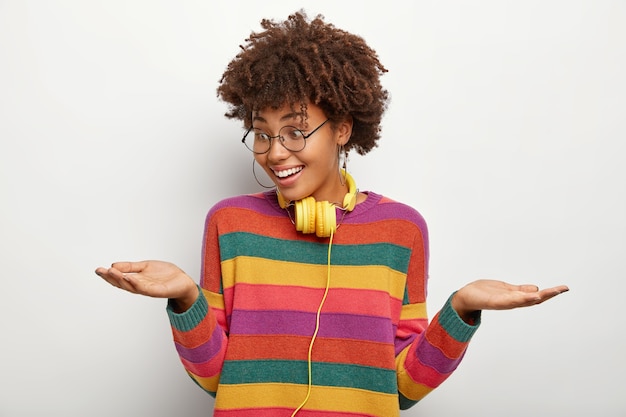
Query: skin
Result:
<box><xmin>252</xmin><ymin>102</ymin><xmax>358</xmax><ymax>205</ymax></box>
<box><xmin>95</xmin><ymin>102</ymin><xmax>569</xmax><ymax>320</ymax></box>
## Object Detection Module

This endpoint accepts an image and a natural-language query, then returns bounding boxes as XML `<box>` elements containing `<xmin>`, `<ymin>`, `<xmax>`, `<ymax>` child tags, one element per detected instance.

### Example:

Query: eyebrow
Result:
<box><xmin>252</xmin><ymin>112</ymin><xmax>304</xmax><ymax>124</ymax></box>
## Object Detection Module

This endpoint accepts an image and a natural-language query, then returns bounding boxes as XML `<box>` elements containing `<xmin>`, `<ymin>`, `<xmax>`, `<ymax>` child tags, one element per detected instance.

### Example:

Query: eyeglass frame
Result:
<box><xmin>241</xmin><ymin>118</ymin><xmax>330</xmax><ymax>154</ymax></box>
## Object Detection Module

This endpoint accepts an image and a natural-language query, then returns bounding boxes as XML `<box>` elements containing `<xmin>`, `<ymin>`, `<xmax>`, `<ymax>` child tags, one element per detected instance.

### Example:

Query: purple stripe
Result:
<box><xmin>229</xmin><ymin>309</ymin><xmax>395</xmax><ymax>344</ymax></box>
<box><xmin>414</xmin><ymin>337</ymin><xmax>464</xmax><ymax>374</ymax></box>
<box><xmin>346</xmin><ymin>194</ymin><xmax>422</xmax><ymax>225</ymax></box>
<box><xmin>209</xmin><ymin>193</ymin><xmax>284</xmax><ymax>218</ymax></box>
<box><xmin>174</xmin><ymin>323</ymin><xmax>224</xmax><ymax>364</ymax></box>
<box><xmin>395</xmin><ymin>333</ymin><xmax>418</xmax><ymax>356</ymax></box>
<box><xmin>210</xmin><ymin>192</ymin><xmax>426</xmax><ymax>233</ymax></box>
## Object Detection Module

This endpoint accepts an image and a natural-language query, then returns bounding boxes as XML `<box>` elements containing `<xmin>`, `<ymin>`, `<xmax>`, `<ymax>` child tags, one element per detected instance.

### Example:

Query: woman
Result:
<box><xmin>95</xmin><ymin>11</ymin><xmax>568</xmax><ymax>417</ymax></box>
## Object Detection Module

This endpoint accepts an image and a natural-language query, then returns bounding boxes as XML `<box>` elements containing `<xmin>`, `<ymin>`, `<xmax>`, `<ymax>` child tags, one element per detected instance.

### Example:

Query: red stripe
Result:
<box><xmin>171</xmin><ymin>308</ymin><xmax>220</xmax><ymax>348</ymax></box>
<box><xmin>226</xmin><ymin>334</ymin><xmax>396</xmax><ymax>368</ymax></box>
<box><xmin>209</xmin><ymin>204</ymin><xmax>423</xmax><ymax>247</ymax></box>
<box><xmin>425</xmin><ymin>312</ymin><xmax>469</xmax><ymax>358</ymax></box>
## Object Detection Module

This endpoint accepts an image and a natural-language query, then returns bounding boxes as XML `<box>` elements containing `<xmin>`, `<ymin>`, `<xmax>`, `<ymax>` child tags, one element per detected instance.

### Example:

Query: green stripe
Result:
<box><xmin>166</xmin><ymin>286</ymin><xmax>208</xmax><ymax>332</ymax></box>
<box><xmin>219</xmin><ymin>232</ymin><xmax>411</xmax><ymax>273</ymax></box>
<box><xmin>437</xmin><ymin>292</ymin><xmax>481</xmax><ymax>342</ymax></box>
<box><xmin>402</xmin><ymin>285</ymin><xmax>410</xmax><ymax>305</ymax></box>
<box><xmin>219</xmin><ymin>359</ymin><xmax>398</xmax><ymax>394</ymax></box>
<box><xmin>189</xmin><ymin>372</ymin><xmax>217</xmax><ymax>398</ymax></box>
<box><xmin>398</xmin><ymin>391</ymin><xmax>419</xmax><ymax>410</ymax></box>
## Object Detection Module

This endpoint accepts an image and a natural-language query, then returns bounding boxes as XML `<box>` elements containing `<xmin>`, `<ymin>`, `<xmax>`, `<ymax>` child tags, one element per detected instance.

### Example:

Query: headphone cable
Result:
<box><xmin>291</xmin><ymin>229</ymin><xmax>334</xmax><ymax>416</ymax></box>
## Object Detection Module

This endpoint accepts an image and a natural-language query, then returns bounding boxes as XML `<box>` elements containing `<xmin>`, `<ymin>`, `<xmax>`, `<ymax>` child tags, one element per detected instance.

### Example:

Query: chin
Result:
<box><xmin>277</xmin><ymin>188</ymin><xmax>306</xmax><ymax>203</ymax></box>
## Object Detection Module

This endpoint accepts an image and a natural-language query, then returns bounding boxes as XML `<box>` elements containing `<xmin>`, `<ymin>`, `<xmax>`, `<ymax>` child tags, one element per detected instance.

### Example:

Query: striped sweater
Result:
<box><xmin>167</xmin><ymin>191</ymin><xmax>480</xmax><ymax>416</ymax></box>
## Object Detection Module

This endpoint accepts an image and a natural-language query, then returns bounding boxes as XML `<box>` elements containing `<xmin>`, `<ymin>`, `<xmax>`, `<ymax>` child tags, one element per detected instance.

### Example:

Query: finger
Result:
<box><xmin>95</xmin><ymin>267</ymin><xmax>137</xmax><ymax>293</ymax></box>
<box><xmin>516</xmin><ymin>284</ymin><xmax>540</xmax><ymax>293</ymax></box>
<box><xmin>551</xmin><ymin>285</ymin><xmax>570</xmax><ymax>293</ymax></box>
<box><xmin>120</xmin><ymin>270</ymin><xmax>167</xmax><ymax>296</ymax></box>
<box><xmin>536</xmin><ymin>286</ymin><xmax>569</xmax><ymax>302</ymax></box>
<box><xmin>486</xmin><ymin>280</ymin><xmax>538</xmax><ymax>293</ymax></box>
<box><xmin>96</xmin><ymin>269</ymin><xmax>125</xmax><ymax>290</ymax></box>
<box><xmin>95</xmin><ymin>268</ymin><xmax>116</xmax><ymax>283</ymax></box>
<box><xmin>100</xmin><ymin>266</ymin><xmax>128</xmax><ymax>281</ymax></box>
<box><xmin>512</xmin><ymin>286</ymin><xmax>568</xmax><ymax>308</ymax></box>
<box><xmin>117</xmin><ymin>273</ymin><xmax>139</xmax><ymax>294</ymax></box>
<box><xmin>508</xmin><ymin>291</ymin><xmax>543</xmax><ymax>308</ymax></box>
<box><xmin>111</xmin><ymin>261</ymin><xmax>149</xmax><ymax>274</ymax></box>
<box><xmin>94</xmin><ymin>267</ymin><xmax>109</xmax><ymax>276</ymax></box>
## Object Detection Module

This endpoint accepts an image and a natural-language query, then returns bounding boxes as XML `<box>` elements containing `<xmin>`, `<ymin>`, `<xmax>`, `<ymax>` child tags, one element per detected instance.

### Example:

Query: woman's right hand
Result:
<box><xmin>95</xmin><ymin>260</ymin><xmax>199</xmax><ymax>312</ymax></box>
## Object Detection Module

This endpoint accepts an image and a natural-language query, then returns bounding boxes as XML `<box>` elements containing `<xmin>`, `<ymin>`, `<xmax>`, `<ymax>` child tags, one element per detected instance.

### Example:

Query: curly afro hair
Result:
<box><xmin>217</xmin><ymin>10</ymin><xmax>389</xmax><ymax>155</ymax></box>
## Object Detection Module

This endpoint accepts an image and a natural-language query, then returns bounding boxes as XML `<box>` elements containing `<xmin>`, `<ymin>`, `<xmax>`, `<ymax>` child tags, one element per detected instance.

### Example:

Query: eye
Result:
<box><xmin>282</xmin><ymin>126</ymin><xmax>305</xmax><ymax>140</ymax></box>
<box><xmin>253</xmin><ymin>129</ymin><xmax>271</xmax><ymax>141</ymax></box>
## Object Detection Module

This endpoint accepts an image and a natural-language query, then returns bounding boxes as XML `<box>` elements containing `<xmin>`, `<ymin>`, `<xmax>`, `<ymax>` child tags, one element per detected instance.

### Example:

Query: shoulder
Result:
<box><xmin>207</xmin><ymin>191</ymin><xmax>284</xmax><ymax>224</ymax></box>
<box><xmin>207</xmin><ymin>192</ymin><xmax>280</xmax><ymax>218</ymax></box>
<box><xmin>353</xmin><ymin>191</ymin><xmax>428</xmax><ymax>231</ymax></box>
<box><xmin>209</xmin><ymin>193</ymin><xmax>265</xmax><ymax>211</ymax></box>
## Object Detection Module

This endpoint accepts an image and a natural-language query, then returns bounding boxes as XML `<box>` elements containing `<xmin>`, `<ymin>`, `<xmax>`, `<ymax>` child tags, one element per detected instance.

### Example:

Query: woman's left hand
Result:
<box><xmin>451</xmin><ymin>279</ymin><xmax>569</xmax><ymax>322</ymax></box>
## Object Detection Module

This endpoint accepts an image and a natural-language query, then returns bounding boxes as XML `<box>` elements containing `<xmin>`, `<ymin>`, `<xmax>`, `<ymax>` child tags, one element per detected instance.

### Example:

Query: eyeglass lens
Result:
<box><xmin>244</xmin><ymin>126</ymin><xmax>306</xmax><ymax>153</ymax></box>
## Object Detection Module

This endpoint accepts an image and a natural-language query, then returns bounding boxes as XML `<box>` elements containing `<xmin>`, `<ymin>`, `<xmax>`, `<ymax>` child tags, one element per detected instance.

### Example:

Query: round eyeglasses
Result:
<box><xmin>241</xmin><ymin>119</ymin><xmax>329</xmax><ymax>154</ymax></box>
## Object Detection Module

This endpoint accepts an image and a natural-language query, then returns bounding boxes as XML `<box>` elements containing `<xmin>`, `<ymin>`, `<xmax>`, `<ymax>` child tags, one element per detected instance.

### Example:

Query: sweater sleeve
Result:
<box><xmin>165</xmin><ymin>207</ymin><xmax>229</xmax><ymax>397</ymax></box>
<box><xmin>395</xmin><ymin>216</ymin><xmax>481</xmax><ymax>409</ymax></box>
<box><xmin>396</xmin><ymin>293</ymin><xmax>480</xmax><ymax>409</ymax></box>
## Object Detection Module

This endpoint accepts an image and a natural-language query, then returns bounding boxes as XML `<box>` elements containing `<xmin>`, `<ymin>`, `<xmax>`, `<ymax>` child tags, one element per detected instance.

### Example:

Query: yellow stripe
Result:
<box><xmin>221</xmin><ymin>257</ymin><xmax>407</xmax><ymax>299</ymax></box>
<box><xmin>215</xmin><ymin>383</ymin><xmax>399</xmax><ymax>416</ymax></box>
<box><xmin>202</xmin><ymin>288</ymin><xmax>224</xmax><ymax>310</ymax></box>
<box><xmin>396</xmin><ymin>347</ymin><xmax>434</xmax><ymax>401</ymax></box>
<box><xmin>189</xmin><ymin>371</ymin><xmax>221</xmax><ymax>393</ymax></box>
<box><xmin>400</xmin><ymin>302</ymin><xmax>428</xmax><ymax>320</ymax></box>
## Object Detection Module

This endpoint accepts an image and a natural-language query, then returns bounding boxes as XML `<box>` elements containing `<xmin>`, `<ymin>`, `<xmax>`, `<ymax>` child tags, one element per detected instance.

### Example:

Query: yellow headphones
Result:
<box><xmin>277</xmin><ymin>170</ymin><xmax>357</xmax><ymax>237</ymax></box>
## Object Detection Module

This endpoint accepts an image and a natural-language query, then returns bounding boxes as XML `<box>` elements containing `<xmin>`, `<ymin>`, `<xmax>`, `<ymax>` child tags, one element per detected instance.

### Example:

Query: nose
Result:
<box><xmin>266</xmin><ymin>135</ymin><xmax>290</xmax><ymax>162</ymax></box>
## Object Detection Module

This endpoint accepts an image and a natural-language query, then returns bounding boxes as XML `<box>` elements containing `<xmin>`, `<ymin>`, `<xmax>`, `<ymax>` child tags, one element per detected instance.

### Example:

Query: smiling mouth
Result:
<box><xmin>273</xmin><ymin>166</ymin><xmax>303</xmax><ymax>178</ymax></box>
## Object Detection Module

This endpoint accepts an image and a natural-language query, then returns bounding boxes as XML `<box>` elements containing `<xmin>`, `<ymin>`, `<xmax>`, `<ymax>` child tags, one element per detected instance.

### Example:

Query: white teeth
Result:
<box><xmin>274</xmin><ymin>167</ymin><xmax>303</xmax><ymax>178</ymax></box>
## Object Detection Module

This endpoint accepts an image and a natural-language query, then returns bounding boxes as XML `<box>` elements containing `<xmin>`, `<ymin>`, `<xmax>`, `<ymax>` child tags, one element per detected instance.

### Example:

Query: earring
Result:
<box><xmin>252</xmin><ymin>158</ymin><xmax>275</xmax><ymax>189</ymax></box>
<box><xmin>338</xmin><ymin>145</ymin><xmax>348</xmax><ymax>186</ymax></box>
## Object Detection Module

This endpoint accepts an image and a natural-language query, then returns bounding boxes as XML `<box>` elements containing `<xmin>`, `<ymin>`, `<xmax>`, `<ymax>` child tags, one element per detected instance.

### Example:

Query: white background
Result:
<box><xmin>1</xmin><ymin>1</ymin><xmax>624</xmax><ymax>416</ymax></box>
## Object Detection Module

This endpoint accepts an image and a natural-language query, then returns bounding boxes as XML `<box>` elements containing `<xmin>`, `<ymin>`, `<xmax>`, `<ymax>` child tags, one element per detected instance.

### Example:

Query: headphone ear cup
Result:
<box><xmin>342</xmin><ymin>171</ymin><xmax>358</xmax><ymax>211</ymax></box>
<box><xmin>315</xmin><ymin>200</ymin><xmax>337</xmax><ymax>238</ymax></box>
<box><xmin>284</xmin><ymin>172</ymin><xmax>356</xmax><ymax>237</ymax></box>
<box><xmin>295</xmin><ymin>197</ymin><xmax>317</xmax><ymax>234</ymax></box>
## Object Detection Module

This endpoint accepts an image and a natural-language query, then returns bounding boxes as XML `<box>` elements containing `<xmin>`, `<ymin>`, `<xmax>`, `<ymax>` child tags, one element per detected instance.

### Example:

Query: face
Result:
<box><xmin>252</xmin><ymin>102</ymin><xmax>352</xmax><ymax>204</ymax></box>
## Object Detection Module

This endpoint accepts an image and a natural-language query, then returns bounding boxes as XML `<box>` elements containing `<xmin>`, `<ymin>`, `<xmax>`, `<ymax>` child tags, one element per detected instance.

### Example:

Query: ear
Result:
<box><xmin>335</xmin><ymin>116</ymin><xmax>353</xmax><ymax>146</ymax></box>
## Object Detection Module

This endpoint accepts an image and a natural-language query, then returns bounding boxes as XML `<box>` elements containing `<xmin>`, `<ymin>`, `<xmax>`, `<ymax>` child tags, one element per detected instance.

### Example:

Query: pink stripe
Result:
<box><xmin>179</xmin><ymin>341</ymin><xmax>226</xmax><ymax>378</ymax></box>
<box><xmin>224</xmin><ymin>283</ymin><xmax>402</xmax><ymax>317</ymax></box>
<box><xmin>175</xmin><ymin>323</ymin><xmax>224</xmax><ymax>363</ymax></box>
